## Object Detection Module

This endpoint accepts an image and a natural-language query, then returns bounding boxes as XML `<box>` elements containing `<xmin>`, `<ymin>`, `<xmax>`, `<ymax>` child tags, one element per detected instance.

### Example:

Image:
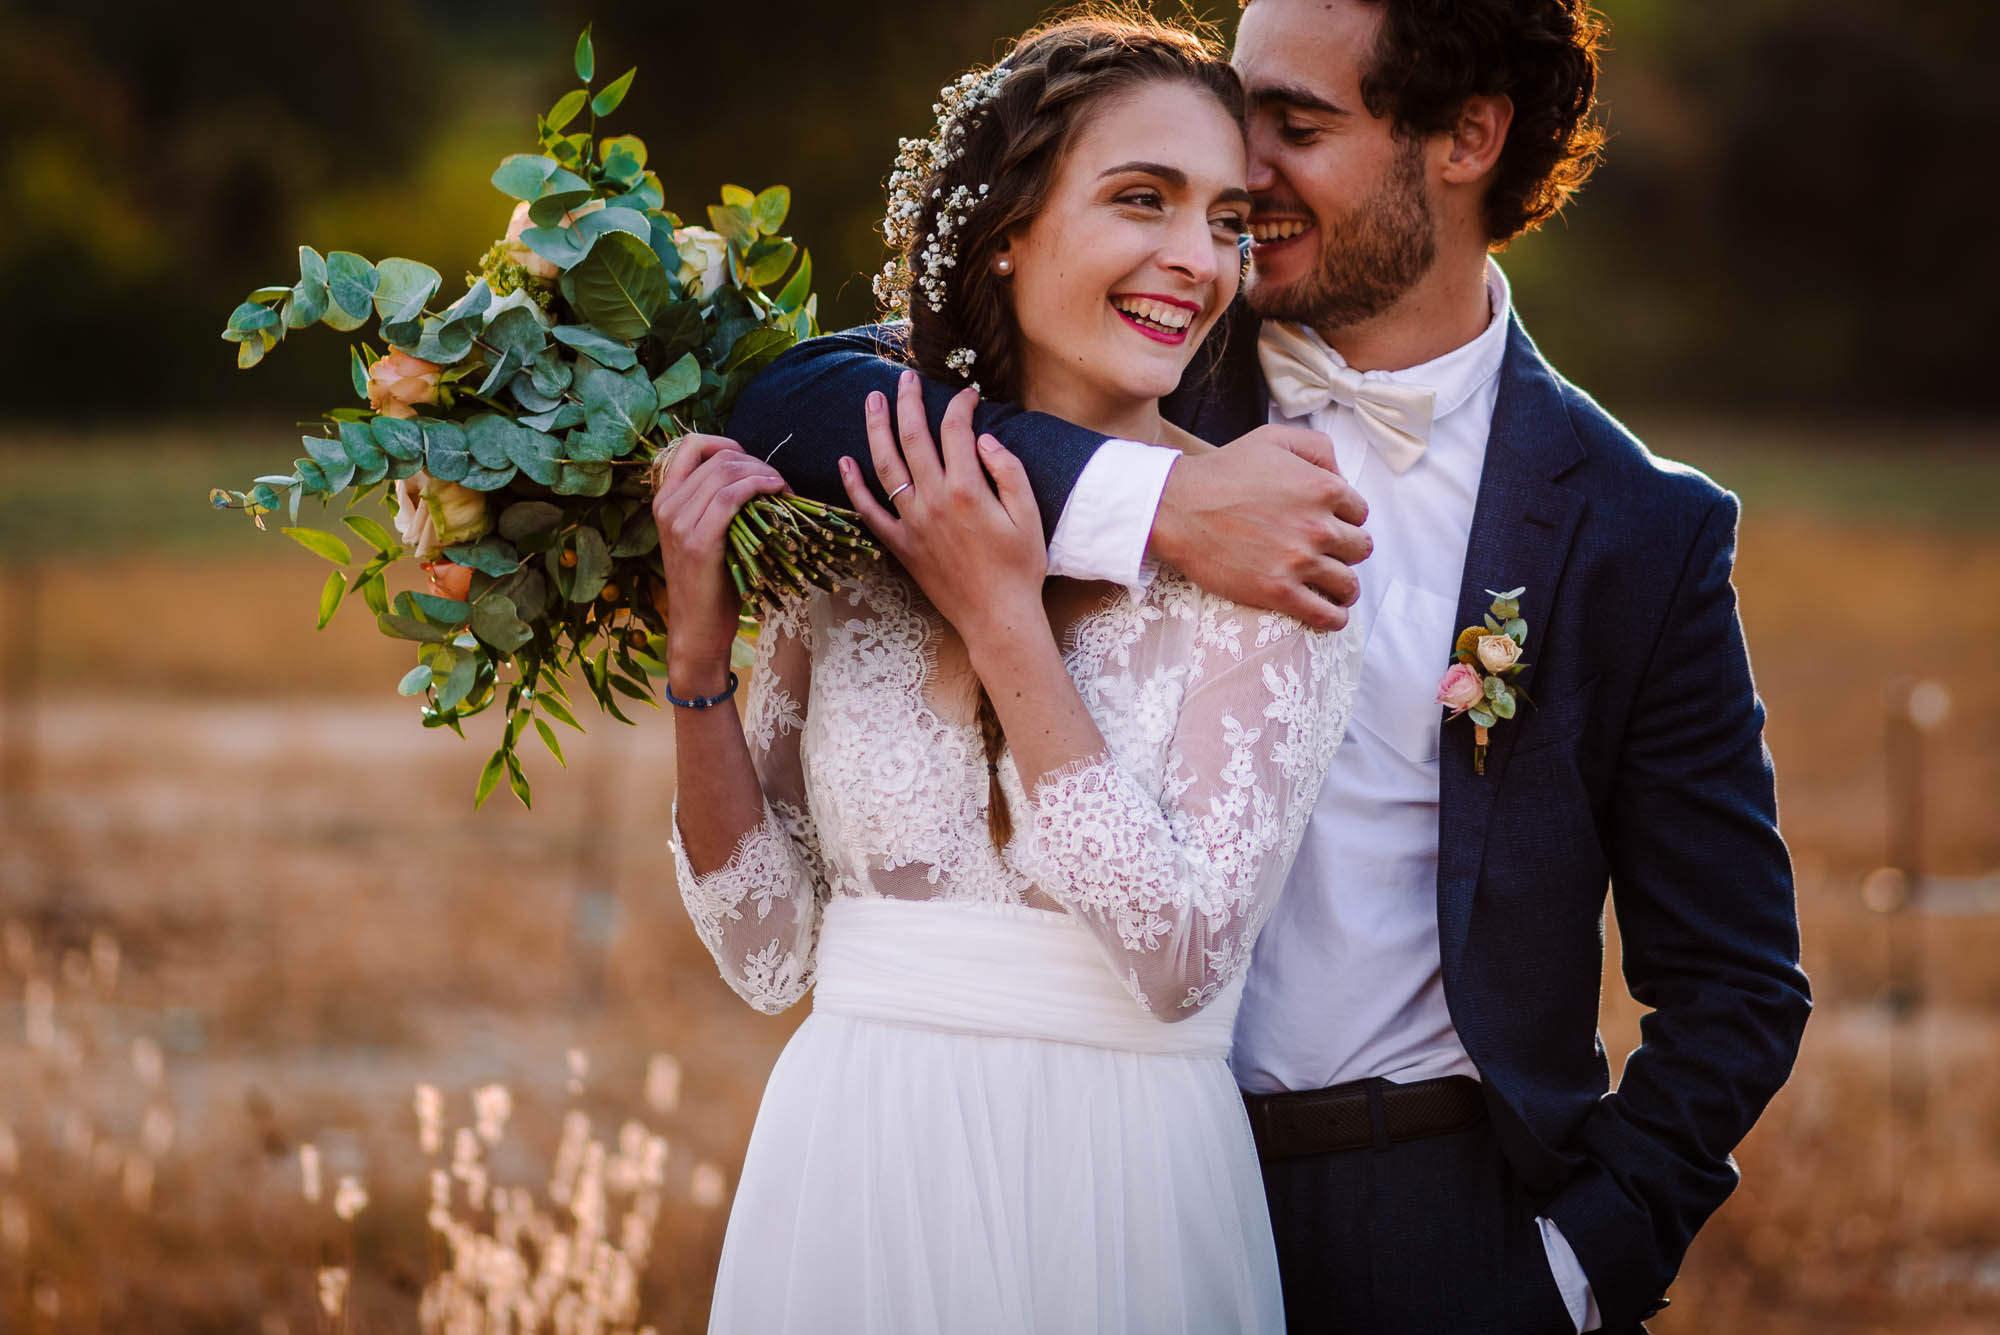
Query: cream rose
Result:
<box><xmin>1475</xmin><ymin>634</ymin><xmax>1522</xmax><ymax>673</ymax></box>
<box><xmin>394</xmin><ymin>471</ymin><xmax>491</xmax><ymax>563</ymax></box>
<box><xmin>502</xmin><ymin>198</ymin><xmax>609</xmax><ymax>280</ymax></box>
<box><xmin>1436</xmin><ymin>663</ymin><xmax>1485</xmax><ymax>713</ymax></box>
<box><xmin>367</xmin><ymin>352</ymin><xmax>442</xmax><ymax>420</ymax></box>
<box><xmin>672</xmin><ymin>226</ymin><xmax>731</xmax><ymax>301</ymax></box>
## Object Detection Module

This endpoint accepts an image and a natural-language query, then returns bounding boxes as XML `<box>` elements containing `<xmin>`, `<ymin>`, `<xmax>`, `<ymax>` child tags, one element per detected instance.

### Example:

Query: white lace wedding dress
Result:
<box><xmin>673</xmin><ymin>564</ymin><xmax>1358</xmax><ymax>1334</ymax></box>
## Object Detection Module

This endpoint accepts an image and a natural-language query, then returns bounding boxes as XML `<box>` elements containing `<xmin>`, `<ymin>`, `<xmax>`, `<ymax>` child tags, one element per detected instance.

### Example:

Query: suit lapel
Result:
<box><xmin>1436</xmin><ymin>318</ymin><xmax>1587</xmax><ymax>968</ymax></box>
<box><xmin>1167</xmin><ymin>300</ymin><xmax>1268</xmax><ymax>440</ymax></box>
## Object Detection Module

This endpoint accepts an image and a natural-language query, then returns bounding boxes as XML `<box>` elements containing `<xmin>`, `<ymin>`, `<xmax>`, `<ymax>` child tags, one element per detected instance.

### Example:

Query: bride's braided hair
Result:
<box><xmin>875</xmin><ymin>7</ymin><xmax>1243</xmax><ymax>851</ymax></box>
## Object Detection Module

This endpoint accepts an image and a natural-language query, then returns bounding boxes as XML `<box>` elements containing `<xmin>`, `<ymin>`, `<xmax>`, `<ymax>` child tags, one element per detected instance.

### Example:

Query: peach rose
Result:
<box><xmin>1437</xmin><ymin>663</ymin><xmax>1485</xmax><ymax>714</ymax></box>
<box><xmin>424</xmin><ymin>561</ymin><xmax>473</xmax><ymax>602</ymax></box>
<box><xmin>367</xmin><ymin>351</ymin><xmax>441</xmax><ymax>420</ymax></box>
<box><xmin>503</xmin><ymin>198</ymin><xmax>608</xmax><ymax>281</ymax></box>
<box><xmin>1475</xmin><ymin>634</ymin><xmax>1521</xmax><ymax>673</ymax></box>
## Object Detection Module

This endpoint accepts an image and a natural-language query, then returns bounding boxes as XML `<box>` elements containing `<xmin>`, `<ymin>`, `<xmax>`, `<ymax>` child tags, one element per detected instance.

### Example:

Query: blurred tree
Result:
<box><xmin>0</xmin><ymin>0</ymin><xmax>1992</xmax><ymax>424</ymax></box>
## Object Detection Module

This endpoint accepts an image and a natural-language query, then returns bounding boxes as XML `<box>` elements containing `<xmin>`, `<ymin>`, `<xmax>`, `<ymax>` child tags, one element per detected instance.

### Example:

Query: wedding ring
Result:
<box><xmin>887</xmin><ymin>481</ymin><xmax>914</xmax><ymax>506</ymax></box>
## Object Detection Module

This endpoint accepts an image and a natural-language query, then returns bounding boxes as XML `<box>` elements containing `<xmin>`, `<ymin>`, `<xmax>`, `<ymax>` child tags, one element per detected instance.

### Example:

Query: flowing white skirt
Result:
<box><xmin>706</xmin><ymin>896</ymin><xmax>1283</xmax><ymax>1334</ymax></box>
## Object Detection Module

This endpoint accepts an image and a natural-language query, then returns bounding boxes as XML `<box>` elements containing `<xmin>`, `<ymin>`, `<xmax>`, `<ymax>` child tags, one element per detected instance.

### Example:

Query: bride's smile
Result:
<box><xmin>1002</xmin><ymin>79</ymin><xmax>1250</xmax><ymax>441</ymax></box>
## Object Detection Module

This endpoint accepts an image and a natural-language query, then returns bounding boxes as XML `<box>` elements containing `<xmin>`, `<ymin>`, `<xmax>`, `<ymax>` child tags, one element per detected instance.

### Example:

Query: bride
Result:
<box><xmin>652</xmin><ymin>11</ymin><xmax>1357</xmax><ymax>1332</ymax></box>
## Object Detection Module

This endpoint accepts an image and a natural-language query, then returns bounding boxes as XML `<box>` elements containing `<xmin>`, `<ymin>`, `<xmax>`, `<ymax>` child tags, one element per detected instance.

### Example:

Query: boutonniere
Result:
<box><xmin>1436</xmin><ymin>586</ymin><xmax>1533</xmax><ymax>776</ymax></box>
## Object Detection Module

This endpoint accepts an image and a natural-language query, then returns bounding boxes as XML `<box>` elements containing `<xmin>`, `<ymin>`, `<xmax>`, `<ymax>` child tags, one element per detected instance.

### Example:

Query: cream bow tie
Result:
<box><xmin>1258</xmin><ymin>322</ymin><xmax>1438</xmax><ymax>474</ymax></box>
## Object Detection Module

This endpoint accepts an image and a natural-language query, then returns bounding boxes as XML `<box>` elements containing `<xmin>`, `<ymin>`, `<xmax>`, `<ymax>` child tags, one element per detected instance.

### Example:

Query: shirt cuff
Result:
<box><xmin>1537</xmin><ymin>1216</ymin><xmax>1602</xmax><ymax>1332</ymax></box>
<box><xmin>1045</xmin><ymin>439</ymin><xmax>1177</xmax><ymax>590</ymax></box>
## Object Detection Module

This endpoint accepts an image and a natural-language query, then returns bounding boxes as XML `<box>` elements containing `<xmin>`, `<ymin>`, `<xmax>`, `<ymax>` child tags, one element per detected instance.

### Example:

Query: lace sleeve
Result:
<box><xmin>671</xmin><ymin>595</ymin><xmax>831</xmax><ymax>1015</ymax></box>
<box><xmin>1019</xmin><ymin>597</ymin><xmax>1358</xmax><ymax>1019</ymax></box>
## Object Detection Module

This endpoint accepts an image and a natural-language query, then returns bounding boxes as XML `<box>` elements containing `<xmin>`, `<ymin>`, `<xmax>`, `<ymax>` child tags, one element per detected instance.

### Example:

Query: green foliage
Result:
<box><xmin>209</xmin><ymin>25</ymin><xmax>871</xmax><ymax>810</ymax></box>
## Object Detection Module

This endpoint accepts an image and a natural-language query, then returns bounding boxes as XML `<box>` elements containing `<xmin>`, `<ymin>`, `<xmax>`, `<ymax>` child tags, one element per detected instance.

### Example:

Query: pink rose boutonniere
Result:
<box><xmin>1436</xmin><ymin>586</ymin><xmax>1533</xmax><ymax>775</ymax></box>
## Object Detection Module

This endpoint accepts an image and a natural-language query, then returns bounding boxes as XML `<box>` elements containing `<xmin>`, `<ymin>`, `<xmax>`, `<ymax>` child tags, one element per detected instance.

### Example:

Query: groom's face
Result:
<box><xmin>1233</xmin><ymin>0</ymin><xmax>1441</xmax><ymax>332</ymax></box>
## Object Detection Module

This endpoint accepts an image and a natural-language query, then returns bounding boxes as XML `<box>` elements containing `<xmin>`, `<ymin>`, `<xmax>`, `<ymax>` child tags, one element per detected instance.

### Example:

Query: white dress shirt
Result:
<box><xmin>1045</xmin><ymin>260</ymin><xmax>1600</xmax><ymax>1332</ymax></box>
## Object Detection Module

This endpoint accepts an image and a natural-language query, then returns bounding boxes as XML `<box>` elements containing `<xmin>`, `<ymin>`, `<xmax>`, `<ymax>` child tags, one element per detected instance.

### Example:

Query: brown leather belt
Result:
<box><xmin>1242</xmin><ymin>1075</ymin><xmax>1487</xmax><ymax>1159</ymax></box>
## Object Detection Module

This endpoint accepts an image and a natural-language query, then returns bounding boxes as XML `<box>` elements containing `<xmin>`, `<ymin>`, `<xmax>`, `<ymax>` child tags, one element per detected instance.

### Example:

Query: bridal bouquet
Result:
<box><xmin>210</xmin><ymin>26</ymin><xmax>875</xmax><ymax>808</ymax></box>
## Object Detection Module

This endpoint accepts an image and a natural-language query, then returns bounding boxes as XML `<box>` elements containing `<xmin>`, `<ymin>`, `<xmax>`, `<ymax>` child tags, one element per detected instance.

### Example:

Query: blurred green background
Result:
<box><xmin>3</xmin><ymin>0</ymin><xmax>1997</xmax><ymax>427</ymax></box>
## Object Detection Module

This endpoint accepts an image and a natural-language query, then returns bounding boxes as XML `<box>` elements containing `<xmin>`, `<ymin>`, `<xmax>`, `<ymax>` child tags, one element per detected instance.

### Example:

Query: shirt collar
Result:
<box><xmin>1293</xmin><ymin>258</ymin><xmax>1513</xmax><ymax>422</ymax></box>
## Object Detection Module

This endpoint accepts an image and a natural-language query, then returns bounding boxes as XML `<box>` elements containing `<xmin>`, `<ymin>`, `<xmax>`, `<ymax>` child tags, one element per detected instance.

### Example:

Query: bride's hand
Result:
<box><xmin>839</xmin><ymin>370</ymin><xmax>1046</xmax><ymax>644</ymax></box>
<box><xmin>651</xmin><ymin>434</ymin><xmax>787</xmax><ymax>693</ymax></box>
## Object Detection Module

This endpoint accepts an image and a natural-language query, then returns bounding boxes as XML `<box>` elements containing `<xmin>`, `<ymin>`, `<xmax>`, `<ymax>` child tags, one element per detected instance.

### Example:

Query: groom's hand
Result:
<box><xmin>1150</xmin><ymin>426</ymin><xmax>1370</xmax><ymax>631</ymax></box>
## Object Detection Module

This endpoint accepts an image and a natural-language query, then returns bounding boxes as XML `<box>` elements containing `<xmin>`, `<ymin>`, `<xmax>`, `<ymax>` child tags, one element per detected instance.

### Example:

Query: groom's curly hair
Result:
<box><xmin>1242</xmin><ymin>0</ymin><xmax>1608</xmax><ymax>245</ymax></box>
<box><xmin>888</xmin><ymin>5</ymin><xmax>1245</xmax><ymax>406</ymax></box>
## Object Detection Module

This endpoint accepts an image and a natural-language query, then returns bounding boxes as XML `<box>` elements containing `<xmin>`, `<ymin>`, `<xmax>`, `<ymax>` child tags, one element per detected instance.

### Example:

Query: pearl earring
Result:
<box><xmin>995</xmin><ymin>256</ymin><xmax>1013</xmax><ymax>275</ymax></box>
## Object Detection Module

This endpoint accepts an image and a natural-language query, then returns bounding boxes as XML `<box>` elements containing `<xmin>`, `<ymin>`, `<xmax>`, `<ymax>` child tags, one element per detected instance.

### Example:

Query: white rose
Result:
<box><xmin>394</xmin><ymin>471</ymin><xmax>491</xmax><ymax>563</ymax></box>
<box><xmin>1475</xmin><ymin>634</ymin><xmax>1521</xmax><ymax>673</ymax></box>
<box><xmin>672</xmin><ymin>226</ymin><xmax>731</xmax><ymax>301</ymax></box>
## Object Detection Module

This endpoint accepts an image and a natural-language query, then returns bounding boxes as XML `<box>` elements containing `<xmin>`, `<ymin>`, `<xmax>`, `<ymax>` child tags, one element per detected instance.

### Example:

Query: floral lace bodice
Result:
<box><xmin>671</xmin><ymin>565</ymin><xmax>1359</xmax><ymax>1019</ymax></box>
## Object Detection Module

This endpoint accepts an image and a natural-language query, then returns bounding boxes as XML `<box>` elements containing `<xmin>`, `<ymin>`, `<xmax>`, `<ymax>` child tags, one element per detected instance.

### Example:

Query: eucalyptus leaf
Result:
<box><xmin>372</xmin><ymin>258</ymin><xmax>442</xmax><ymax>323</ymax></box>
<box><xmin>440</xmin><ymin>280</ymin><xmax>493</xmax><ymax>325</ymax></box>
<box><xmin>471</xmin><ymin>594</ymin><xmax>535</xmax><ymax>652</ymax></box>
<box><xmin>397</xmin><ymin>665</ymin><xmax>434</xmax><ymax>697</ymax></box>
<box><xmin>223</xmin><ymin>302</ymin><xmax>280</xmax><ymax>339</ymax></box>
<box><xmin>338</xmin><ymin>421</ymin><xmax>387</xmax><ymax>483</ymax></box>
<box><xmin>370</xmin><ymin>416</ymin><xmax>422</xmax><ymax>462</ymax></box>
<box><xmin>462</xmin><ymin>462</ymin><xmax>518</xmax><ymax>491</ymax></box>
<box><xmin>550</xmin><ymin>324</ymin><xmax>637</xmax><ymax>370</ymax></box>
<box><xmin>751</xmin><ymin>185</ymin><xmax>791</xmax><ymax>235</ymax></box>
<box><xmin>553</xmin><ymin>460</ymin><xmax>613</xmax><ymax>497</ymax></box>
<box><xmin>570</xmin><ymin>206</ymin><xmax>653</xmax><ymax>250</ymax></box>
<box><xmin>303</xmin><ymin>436</ymin><xmax>358</xmax><ymax>492</ymax></box>
<box><xmin>409</xmin><ymin>315</ymin><xmax>475</xmax><ymax>365</ymax></box>
<box><xmin>437</xmin><ymin>653</ymin><xmax>479</xmax><ymax>710</ymax></box>
<box><xmin>599</xmin><ymin>133</ymin><xmax>647</xmax><ymax>169</ymax></box>
<box><xmin>498</xmin><ymin>501</ymin><xmax>564</xmax><ymax>540</ymax></box>
<box><xmin>520</xmin><ymin>223</ymin><xmax>590</xmax><ymax>272</ymax></box>
<box><xmin>743</xmin><ymin>238</ymin><xmax>797</xmax><ymax>288</ymax></box>
<box><xmin>707</xmin><ymin>202</ymin><xmax>755</xmax><ymax>249</ymax></box>
<box><xmin>1491</xmin><ymin>692</ymin><xmax>1517</xmax><ymax>720</ymax></box>
<box><xmin>445</xmin><ymin>536</ymin><xmax>524</xmax><ymax>577</ymax></box>
<box><xmin>491</xmin><ymin>153</ymin><xmax>559</xmax><ymax>201</ymax></box>
<box><xmin>413</xmin><ymin>594</ymin><xmax>472</xmax><ymax>625</ymax></box>
<box><xmin>568</xmin><ymin>526</ymin><xmax>611</xmax><ymax>602</ymax></box>
<box><xmin>609</xmin><ymin>517</ymin><xmax>660</xmax><ymax>558</ymax></box>
<box><xmin>421</xmin><ymin>420</ymin><xmax>472</xmax><ymax>483</ymax></box>
<box><xmin>326</xmin><ymin>252</ymin><xmax>380</xmax><ymax>324</ymax></box>
<box><xmin>1469</xmin><ymin>707</ymin><xmax>1497</xmax><ymax>728</ymax></box>
<box><xmin>379</xmin><ymin>612</ymin><xmax>449</xmax><ymax>644</ymax></box>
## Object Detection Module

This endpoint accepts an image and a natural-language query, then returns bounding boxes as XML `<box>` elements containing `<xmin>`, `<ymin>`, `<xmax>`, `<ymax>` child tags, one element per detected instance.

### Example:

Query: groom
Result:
<box><xmin>721</xmin><ymin>1</ymin><xmax>1810</xmax><ymax>1330</ymax></box>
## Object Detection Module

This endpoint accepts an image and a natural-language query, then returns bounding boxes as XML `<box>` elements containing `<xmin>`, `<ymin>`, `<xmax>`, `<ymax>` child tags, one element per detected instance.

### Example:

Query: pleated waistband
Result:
<box><xmin>811</xmin><ymin>896</ymin><xmax>1238</xmax><ymax>1057</ymax></box>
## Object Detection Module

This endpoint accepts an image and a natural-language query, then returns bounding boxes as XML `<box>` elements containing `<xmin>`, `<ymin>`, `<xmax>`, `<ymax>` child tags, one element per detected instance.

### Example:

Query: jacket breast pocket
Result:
<box><xmin>1351</xmin><ymin>580</ymin><xmax>1461</xmax><ymax>765</ymax></box>
<box><xmin>1510</xmin><ymin>675</ymin><xmax>1600</xmax><ymax>759</ymax></box>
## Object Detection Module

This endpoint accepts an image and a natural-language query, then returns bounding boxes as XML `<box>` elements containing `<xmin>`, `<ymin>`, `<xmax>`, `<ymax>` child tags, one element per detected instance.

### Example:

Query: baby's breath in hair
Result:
<box><xmin>876</xmin><ymin>61</ymin><xmax>1017</xmax><ymax>327</ymax></box>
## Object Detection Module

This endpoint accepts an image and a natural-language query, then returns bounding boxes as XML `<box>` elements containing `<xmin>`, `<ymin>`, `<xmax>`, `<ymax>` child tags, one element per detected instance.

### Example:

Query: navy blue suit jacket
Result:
<box><xmin>729</xmin><ymin>308</ymin><xmax>1812</xmax><ymax>1329</ymax></box>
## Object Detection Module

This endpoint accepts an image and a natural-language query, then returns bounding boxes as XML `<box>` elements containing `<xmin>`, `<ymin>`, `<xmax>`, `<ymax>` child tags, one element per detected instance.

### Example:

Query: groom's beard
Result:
<box><xmin>1248</xmin><ymin>137</ymin><xmax>1439</xmax><ymax>333</ymax></box>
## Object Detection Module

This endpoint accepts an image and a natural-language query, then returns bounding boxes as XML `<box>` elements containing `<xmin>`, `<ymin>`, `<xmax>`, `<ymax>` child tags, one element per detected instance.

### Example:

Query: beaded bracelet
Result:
<box><xmin>664</xmin><ymin>672</ymin><xmax>739</xmax><ymax>710</ymax></box>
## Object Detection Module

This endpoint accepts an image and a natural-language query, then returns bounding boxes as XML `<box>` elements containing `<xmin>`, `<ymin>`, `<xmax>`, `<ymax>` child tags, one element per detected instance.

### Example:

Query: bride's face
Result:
<box><xmin>1003</xmin><ymin>79</ymin><xmax>1249</xmax><ymax>415</ymax></box>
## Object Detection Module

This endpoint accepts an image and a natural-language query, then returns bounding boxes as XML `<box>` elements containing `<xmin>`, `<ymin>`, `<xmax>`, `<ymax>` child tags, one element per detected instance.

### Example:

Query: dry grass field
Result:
<box><xmin>1</xmin><ymin>420</ymin><xmax>1996</xmax><ymax>1332</ymax></box>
